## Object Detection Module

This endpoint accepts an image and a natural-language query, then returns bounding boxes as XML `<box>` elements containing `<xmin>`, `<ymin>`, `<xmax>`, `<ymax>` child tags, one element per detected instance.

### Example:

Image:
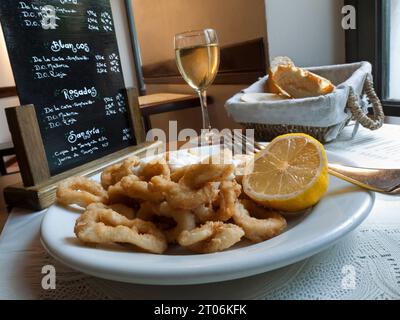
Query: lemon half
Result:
<box><xmin>243</xmin><ymin>133</ymin><xmax>329</xmax><ymax>212</ymax></box>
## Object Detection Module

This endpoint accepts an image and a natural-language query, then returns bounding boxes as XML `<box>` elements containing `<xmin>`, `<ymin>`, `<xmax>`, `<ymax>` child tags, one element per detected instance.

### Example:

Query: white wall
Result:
<box><xmin>110</xmin><ymin>0</ymin><xmax>137</xmax><ymax>88</ymax></box>
<box><xmin>0</xmin><ymin>24</ymin><xmax>15</xmax><ymax>88</ymax></box>
<box><xmin>0</xmin><ymin>97</ymin><xmax>19</xmax><ymax>144</ymax></box>
<box><xmin>133</xmin><ymin>0</ymin><xmax>267</xmax><ymax>65</ymax></box>
<box><xmin>266</xmin><ymin>0</ymin><xmax>345</xmax><ymax>67</ymax></box>
<box><xmin>0</xmin><ymin>22</ymin><xmax>18</xmax><ymax>143</ymax></box>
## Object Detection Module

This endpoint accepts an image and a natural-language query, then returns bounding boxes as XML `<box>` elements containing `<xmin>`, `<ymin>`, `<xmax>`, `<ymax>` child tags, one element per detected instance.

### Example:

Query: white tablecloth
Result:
<box><xmin>1</xmin><ymin>125</ymin><xmax>400</xmax><ymax>300</ymax></box>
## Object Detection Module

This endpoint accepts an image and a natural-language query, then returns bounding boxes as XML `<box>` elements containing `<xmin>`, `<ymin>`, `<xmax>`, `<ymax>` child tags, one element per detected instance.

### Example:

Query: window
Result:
<box><xmin>388</xmin><ymin>0</ymin><xmax>400</xmax><ymax>100</ymax></box>
<box><xmin>346</xmin><ymin>0</ymin><xmax>400</xmax><ymax>116</ymax></box>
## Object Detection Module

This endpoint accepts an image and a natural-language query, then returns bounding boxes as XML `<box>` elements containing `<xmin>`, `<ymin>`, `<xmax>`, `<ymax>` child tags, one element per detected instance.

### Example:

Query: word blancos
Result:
<box><xmin>51</xmin><ymin>40</ymin><xmax>90</xmax><ymax>53</ymax></box>
<box><xmin>67</xmin><ymin>127</ymin><xmax>101</xmax><ymax>144</ymax></box>
<box><xmin>62</xmin><ymin>86</ymin><xmax>97</xmax><ymax>101</ymax></box>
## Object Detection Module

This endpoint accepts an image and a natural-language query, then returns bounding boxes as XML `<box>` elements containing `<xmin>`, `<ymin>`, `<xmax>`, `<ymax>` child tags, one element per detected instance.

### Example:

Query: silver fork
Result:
<box><xmin>231</xmin><ymin>131</ymin><xmax>400</xmax><ymax>195</ymax></box>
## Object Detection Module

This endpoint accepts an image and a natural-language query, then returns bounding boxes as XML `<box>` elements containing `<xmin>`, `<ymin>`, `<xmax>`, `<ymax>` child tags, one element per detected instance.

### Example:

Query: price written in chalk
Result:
<box><xmin>103</xmin><ymin>92</ymin><xmax>127</xmax><ymax>116</ymax></box>
<box><xmin>87</xmin><ymin>9</ymin><xmax>113</xmax><ymax>32</ymax></box>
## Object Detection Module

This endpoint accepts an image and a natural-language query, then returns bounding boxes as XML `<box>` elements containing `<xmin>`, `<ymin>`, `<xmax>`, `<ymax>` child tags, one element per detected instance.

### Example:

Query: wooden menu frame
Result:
<box><xmin>4</xmin><ymin>87</ymin><xmax>160</xmax><ymax>210</ymax></box>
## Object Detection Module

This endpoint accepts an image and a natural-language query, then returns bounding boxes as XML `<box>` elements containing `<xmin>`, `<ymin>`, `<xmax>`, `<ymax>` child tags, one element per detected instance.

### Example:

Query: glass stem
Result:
<box><xmin>198</xmin><ymin>90</ymin><xmax>211</xmax><ymax>131</ymax></box>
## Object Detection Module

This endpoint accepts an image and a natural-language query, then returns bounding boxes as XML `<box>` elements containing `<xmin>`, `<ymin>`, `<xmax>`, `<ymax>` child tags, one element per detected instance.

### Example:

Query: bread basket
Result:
<box><xmin>225</xmin><ymin>61</ymin><xmax>384</xmax><ymax>143</ymax></box>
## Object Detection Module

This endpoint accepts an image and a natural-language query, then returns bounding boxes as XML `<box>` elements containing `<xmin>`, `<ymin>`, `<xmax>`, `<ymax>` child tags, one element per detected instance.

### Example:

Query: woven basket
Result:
<box><xmin>240</xmin><ymin>123</ymin><xmax>347</xmax><ymax>143</ymax></box>
<box><xmin>226</xmin><ymin>62</ymin><xmax>385</xmax><ymax>144</ymax></box>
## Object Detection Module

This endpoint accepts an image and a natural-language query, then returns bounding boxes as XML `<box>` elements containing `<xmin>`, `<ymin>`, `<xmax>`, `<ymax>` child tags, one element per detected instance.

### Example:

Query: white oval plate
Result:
<box><xmin>41</xmin><ymin>151</ymin><xmax>374</xmax><ymax>285</ymax></box>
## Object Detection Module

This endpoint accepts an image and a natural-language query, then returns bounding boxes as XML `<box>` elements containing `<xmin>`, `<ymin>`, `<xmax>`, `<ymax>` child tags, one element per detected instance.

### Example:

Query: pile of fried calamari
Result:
<box><xmin>56</xmin><ymin>153</ymin><xmax>287</xmax><ymax>254</ymax></box>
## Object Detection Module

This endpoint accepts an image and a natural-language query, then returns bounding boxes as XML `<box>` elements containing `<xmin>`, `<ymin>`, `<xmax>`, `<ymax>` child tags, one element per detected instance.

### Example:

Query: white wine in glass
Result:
<box><xmin>175</xmin><ymin>29</ymin><xmax>220</xmax><ymax>133</ymax></box>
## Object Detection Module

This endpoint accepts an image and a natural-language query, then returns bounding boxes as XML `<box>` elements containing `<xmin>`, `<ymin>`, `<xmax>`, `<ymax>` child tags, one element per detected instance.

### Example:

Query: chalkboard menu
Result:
<box><xmin>0</xmin><ymin>0</ymin><xmax>136</xmax><ymax>175</ymax></box>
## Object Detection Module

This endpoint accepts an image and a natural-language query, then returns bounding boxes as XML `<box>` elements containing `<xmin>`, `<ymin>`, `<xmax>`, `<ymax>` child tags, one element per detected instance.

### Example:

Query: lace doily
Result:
<box><xmin>2</xmin><ymin>221</ymin><xmax>397</xmax><ymax>300</ymax></box>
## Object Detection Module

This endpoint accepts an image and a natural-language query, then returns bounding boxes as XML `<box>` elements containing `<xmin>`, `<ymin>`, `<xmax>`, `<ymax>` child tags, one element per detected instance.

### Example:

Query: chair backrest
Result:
<box><xmin>0</xmin><ymin>95</ymin><xmax>19</xmax><ymax>145</ymax></box>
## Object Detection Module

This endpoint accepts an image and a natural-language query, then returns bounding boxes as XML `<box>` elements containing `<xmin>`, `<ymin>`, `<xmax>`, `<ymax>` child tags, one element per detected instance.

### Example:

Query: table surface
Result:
<box><xmin>1</xmin><ymin>124</ymin><xmax>400</xmax><ymax>300</ymax></box>
<box><xmin>138</xmin><ymin>93</ymin><xmax>197</xmax><ymax>109</ymax></box>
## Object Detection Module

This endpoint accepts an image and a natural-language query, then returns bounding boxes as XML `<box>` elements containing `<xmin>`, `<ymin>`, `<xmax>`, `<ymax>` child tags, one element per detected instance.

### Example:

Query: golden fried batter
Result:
<box><xmin>180</xmin><ymin>163</ymin><xmax>235</xmax><ymax>189</ymax></box>
<box><xmin>193</xmin><ymin>180</ymin><xmax>241</xmax><ymax>223</ymax></box>
<box><xmin>137</xmin><ymin>201</ymin><xmax>196</xmax><ymax>243</ymax></box>
<box><xmin>101</xmin><ymin>156</ymin><xmax>140</xmax><ymax>190</ymax></box>
<box><xmin>57</xmin><ymin>177</ymin><xmax>108</xmax><ymax>208</ymax></box>
<box><xmin>150</xmin><ymin>176</ymin><xmax>219</xmax><ymax>210</ymax></box>
<box><xmin>107</xmin><ymin>181</ymin><xmax>138</xmax><ymax>207</ymax></box>
<box><xmin>74</xmin><ymin>206</ymin><xmax>167</xmax><ymax>254</ymax></box>
<box><xmin>86</xmin><ymin>202</ymin><xmax>136</xmax><ymax>219</ymax></box>
<box><xmin>121</xmin><ymin>175</ymin><xmax>164</xmax><ymax>203</ymax></box>
<box><xmin>137</xmin><ymin>158</ymin><xmax>170</xmax><ymax>182</ymax></box>
<box><xmin>233</xmin><ymin>200</ymin><xmax>287</xmax><ymax>243</ymax></box>
<box><xmin>178</xmin><ymin>221</ymin><xmax>244</xmax><ymax>253</ymax></box>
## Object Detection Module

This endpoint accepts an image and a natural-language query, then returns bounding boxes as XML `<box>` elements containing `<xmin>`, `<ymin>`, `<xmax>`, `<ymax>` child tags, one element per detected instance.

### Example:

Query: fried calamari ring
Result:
<box><xmin>217</xmin><ymin>180</ymin><xmax>241</xmax><ymax>221</ymax></box>
<box><xmin>193</xmin><ymin>180</ymin><xmax>241</xmax><ymax>223</ymax></box>
<box><xmin>150</xmin><ymin>176</ymin><xmax>219</xmax><ymax>210</ymax></box>
<box><xmin>101</xmin><ymin>156</ymin><xmax>140</xmax><ymax>190</ymax></box>
<box><xmin>178</xmin><ymin>221</ymin><xmax>244</xmax><ymax>253</ymax></box>
<box><xmin>170</xmin><ymin>166</ymin><xmax>188</xmax><ymax>183</ymax></box>
<box><xmin>57</xmin><ymin>177</ymin><xmax>108</xmax><ymax>208</ymax></box>
<box><xmin>108</xmin><ymin>203</ymin><xmax>136</xmax><ymax>219</ymax></box>
<box><xmin>86</xmin><ymin>202</ymin><xmax>136</xmax><ymax>219</ymax></box>
<box><xmin>121</xmin><ymin>175</ymin><xmax>165</xmax><ymax>203</ymax></box>
<box><xmin>233</xmin><ymin>200</ymin><xmax>287</xmax><ymax>243</ymax></box>
<box><xmin>137</xmin><ymin>158</ymin><xmax>170</xmax><ymax>182</ymax></box>
<box><xmin>107</xmin><ymin>181</ymin><xmax>139</xmax><ymax>207</ymax></box>
<box><xmin>74</xmin><ymin>206</ymin><xmax>167</xmax><ymax>254</ymax></box>
<box><xmin>192</xmin><ymin>204</ymin><xmax>215</xmax><ymax>224</ymax></box>
<box><xmin>180</xmin><ymin>163</ymin><xmax>235</xmax><ymax>189</ymax></box>
<box><xmin>137</xmin><ymin>201</ymin><xmax>196</xmax><ymax>243</ymax></box>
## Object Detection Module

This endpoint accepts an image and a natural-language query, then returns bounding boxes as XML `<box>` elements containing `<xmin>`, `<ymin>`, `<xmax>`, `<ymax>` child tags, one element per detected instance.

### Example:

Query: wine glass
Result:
<box><xmin>174</xmin><ymin>29</ymin><xmax>220</xmax><ymax>142</ymax></box>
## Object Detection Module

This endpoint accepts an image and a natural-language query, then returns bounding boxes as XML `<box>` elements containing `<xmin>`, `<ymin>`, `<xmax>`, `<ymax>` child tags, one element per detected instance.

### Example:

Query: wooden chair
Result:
<box><xmin>0</xmin><ymin>88</ymin><xmax>18</xmax><ymax>176</ymax></box>
<box><xmin>138</xmin><ymin>93</ymin><xmax>212</xmax><ymax>132</ymax></box>
<box><xmin>0</xmin><ymin>141</ymin><xmax>14</xmax><ymax>176</ymax></box>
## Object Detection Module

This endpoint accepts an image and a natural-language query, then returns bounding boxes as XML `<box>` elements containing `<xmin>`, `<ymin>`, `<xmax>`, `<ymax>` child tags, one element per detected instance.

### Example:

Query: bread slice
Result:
<box><xmin>265</xmin><ymin>56</ymin><xmax>294</xmax><ymax>97</ymax></box>
<box><xmin>270</xmin><ymin>56</ymin><xmax>295</xmax><ymax>71</ymax></box>
<box><xmin>272</xmin><ymin>65</ymin><xmax>335</xmax><ymax>99</ymax></box>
